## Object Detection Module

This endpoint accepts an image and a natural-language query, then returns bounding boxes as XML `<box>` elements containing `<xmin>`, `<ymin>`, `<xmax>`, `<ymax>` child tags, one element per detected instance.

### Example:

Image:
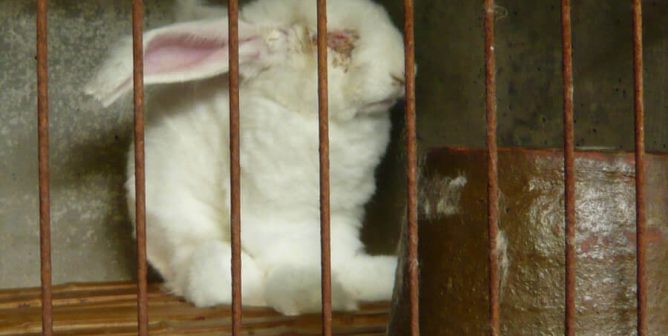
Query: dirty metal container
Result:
<box><xmin>389</xmin><ymin>147</ymin><xmax>667</xmax><ymax>335</ymax></box>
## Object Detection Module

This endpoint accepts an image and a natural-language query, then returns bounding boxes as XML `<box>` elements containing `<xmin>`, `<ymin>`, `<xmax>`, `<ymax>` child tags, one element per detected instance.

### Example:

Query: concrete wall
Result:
<box><xmin>0</xmin><ymin>0</ymin><xmax>173</xmax><ymax>288</ymax></box>
<box><xmin>1</xmin><ymin>0</ymin><xmax>666</xmax><ymax>288</ymax></box>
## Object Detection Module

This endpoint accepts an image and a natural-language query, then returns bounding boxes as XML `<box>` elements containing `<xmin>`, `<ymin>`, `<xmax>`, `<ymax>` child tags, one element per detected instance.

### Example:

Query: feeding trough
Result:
<box><xmin>390</xmin><ymin>147</ymin><xmax>668</xmax><ymax>335</ymax></box>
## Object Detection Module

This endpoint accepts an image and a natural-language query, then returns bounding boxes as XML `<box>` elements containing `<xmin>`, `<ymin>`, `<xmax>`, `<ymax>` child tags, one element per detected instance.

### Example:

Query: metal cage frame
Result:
<box><xmin>32</xmin><ymin>0</ymin><xmax>648</xmax><ymax>335</ymax></box>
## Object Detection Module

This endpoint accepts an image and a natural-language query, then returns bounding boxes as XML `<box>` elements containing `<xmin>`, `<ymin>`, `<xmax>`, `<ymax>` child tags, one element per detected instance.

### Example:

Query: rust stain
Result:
<box><xmin>624</xmin><ymin>228</ymin><xmax>663</xmax><ymax>245</ymax></box>
<box><xmin>578</xmin><ymin>235</ymin><xmax>598</xmax><ymax>254</ymax></box>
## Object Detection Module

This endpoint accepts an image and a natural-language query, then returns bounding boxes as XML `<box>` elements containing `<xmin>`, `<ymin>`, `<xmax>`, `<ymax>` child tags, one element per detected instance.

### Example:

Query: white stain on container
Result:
<box><xmin>420</xmin><ymin>174</ymin><xmax>468</xmax><ymax>220</ymax></box>
<box><xmin>496</xmin><ymin>230</ymin><xmax>511</xmax><ymax>297</ymax></box>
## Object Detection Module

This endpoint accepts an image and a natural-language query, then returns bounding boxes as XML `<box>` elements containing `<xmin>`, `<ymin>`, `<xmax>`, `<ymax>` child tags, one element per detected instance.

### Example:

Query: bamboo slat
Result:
<box><xmin>0</xmin><ymin>282</ymin><xmax>389</xmax><ymax>335</ymax></box>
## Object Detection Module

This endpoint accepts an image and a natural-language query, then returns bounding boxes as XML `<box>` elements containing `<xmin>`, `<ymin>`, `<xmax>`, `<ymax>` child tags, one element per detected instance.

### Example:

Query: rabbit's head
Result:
<box><xmin>86</xmin><ymin>0</ymin><xmax>406</xmax><ymax>121</ymax></box>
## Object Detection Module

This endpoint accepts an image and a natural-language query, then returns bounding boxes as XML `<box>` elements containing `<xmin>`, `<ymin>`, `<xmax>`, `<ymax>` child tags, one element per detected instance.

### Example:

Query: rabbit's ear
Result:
<box><xmin>85</xmin><ymin>19</ymin><xmax>269</xmax><ymax>107</ymax></box>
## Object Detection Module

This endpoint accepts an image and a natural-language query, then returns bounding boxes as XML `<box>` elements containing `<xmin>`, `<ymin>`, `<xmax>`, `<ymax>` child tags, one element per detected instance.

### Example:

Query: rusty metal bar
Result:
<box><xmin>131</xmin><ymin>0</ymin><xmax>149</xmax><ymax>334</ymax></box>
<box><xmin>36</xmin><ymin>0</ymin><xmax>53</xmax><ymax>335</ymax></box>
<box><xmin>483</xmin><ymin>1</ymin><xmax>499</xmax><ymax>335</ymax></box>
<box><xmin>631</xmin><ymin>0</ymin><xmax>647</xmax><ymax>335</ymax></box>
<box><xmin>227</xmin><ymin>0</ymin><xmax>243</xmax><ymax>334</ymax></box>
<box><xmin>560</xmin><ymin>0</ymin><xmax>576</xmax><ymax>335</ymax></box>
<box><xmin>403</xmin><ymin>0</ymin><xmax>419</xmax><ymax>335</ymax></box>
<box><xmin>316</xmin><ymin>0</ymin><xmax>333</xmax><ymax>335</ymax></box>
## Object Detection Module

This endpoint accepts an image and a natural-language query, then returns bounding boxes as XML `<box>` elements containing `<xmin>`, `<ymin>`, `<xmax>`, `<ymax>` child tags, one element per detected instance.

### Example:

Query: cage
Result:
<box><xmin>0</xmin><ymin>0</ymin><xmax>666</xmax><ymax>335</ymax></box>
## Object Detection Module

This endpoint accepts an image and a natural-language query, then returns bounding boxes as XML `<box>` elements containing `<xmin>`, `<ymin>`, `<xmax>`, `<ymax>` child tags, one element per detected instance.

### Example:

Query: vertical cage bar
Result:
<box><xmin>227</xmin><ymin>0</ymin><xmax>243</xmax><ymax>334</ymax></box>
<box><xmin>131</xmin><ymin>0</ymin><xmax>149</xmax><ymax>334</ymax></box>
<box><xmin>631</xmin><ymin>0</ymin><xmax>647</xmax><ymax>334</ymax></box>
<box><xmin>483</xmin><ymin>1</ymin><xmax>500</xmax><ymax>335</ymax></box>
<box><xmin>36</xmin><ymin>0</ymin><xmax>53</xmax><ymax>335</ymax></box>
<box><xmin>316</xmin><ymin>1</ymin><xmax>333</xmax><ymax>335</ymax></box>
<box><xmin>560</xmin><ymin>0</ymin><xmax>576</xmax><ymax>335</ymax></box>
<box><xmin>403</xmin><ymin>0</ymin><xmax>419</xmax><ymax>335</ymax></box>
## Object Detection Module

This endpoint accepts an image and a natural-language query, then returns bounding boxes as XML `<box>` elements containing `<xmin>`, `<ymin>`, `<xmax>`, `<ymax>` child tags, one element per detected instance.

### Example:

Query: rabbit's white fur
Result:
<box><xmin>86</xmin><ymin>0</ymin><xmax>405</xmax><ymax>315</ymax></box>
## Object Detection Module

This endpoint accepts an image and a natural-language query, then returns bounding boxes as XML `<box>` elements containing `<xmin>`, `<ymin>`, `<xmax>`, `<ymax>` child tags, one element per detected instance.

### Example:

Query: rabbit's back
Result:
<box><xmin>126</xmin><ymin>79</ymin><xmax>232</xmax><ymax>236</ymax></box>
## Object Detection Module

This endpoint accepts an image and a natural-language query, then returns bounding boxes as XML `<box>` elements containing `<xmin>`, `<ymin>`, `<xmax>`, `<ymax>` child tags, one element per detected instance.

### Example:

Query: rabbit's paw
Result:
<box><xmin>264</xmin><ymin>265</ymin><xmax>357</xmax><ymax>316</ymax></box>
<box><xmin>182</xmin><ymin>241</ymin><xmax>266</xmax><ymax>307</ymax></box>
<box><xmin>338</xmin><ymin>255</ymin><xmax>398</xmax><ymax>302</ymax></box>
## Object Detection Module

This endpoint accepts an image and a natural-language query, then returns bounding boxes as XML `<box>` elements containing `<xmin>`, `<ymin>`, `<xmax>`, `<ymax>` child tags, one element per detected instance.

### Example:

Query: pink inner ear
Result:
<box><xmin>144</xmin><ymin>35</ymin><xmax>226</xmax><ymax>75</ymax></box>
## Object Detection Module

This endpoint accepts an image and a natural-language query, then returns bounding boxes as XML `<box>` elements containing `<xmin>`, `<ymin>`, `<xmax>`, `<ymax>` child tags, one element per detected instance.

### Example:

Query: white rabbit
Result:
<box><xmin>85</xmin><ymin>0</ymin><xmax>406</xmax><ymax>315</ymax></box>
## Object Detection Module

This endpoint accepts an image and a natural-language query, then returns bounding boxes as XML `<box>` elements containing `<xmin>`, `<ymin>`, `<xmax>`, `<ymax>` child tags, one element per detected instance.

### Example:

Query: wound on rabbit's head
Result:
<box><xmin>308</xmin><ymin>30</ymin><xmax>360</xmax><ymax>70</ymax></box>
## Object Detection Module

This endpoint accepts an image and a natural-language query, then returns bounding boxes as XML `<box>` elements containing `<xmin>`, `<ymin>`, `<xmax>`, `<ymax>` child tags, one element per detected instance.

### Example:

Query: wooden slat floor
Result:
<box><xmin>0</xmin><ymin>282</ymin><xmax>389</xmax><ymax>335</ymax></box>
